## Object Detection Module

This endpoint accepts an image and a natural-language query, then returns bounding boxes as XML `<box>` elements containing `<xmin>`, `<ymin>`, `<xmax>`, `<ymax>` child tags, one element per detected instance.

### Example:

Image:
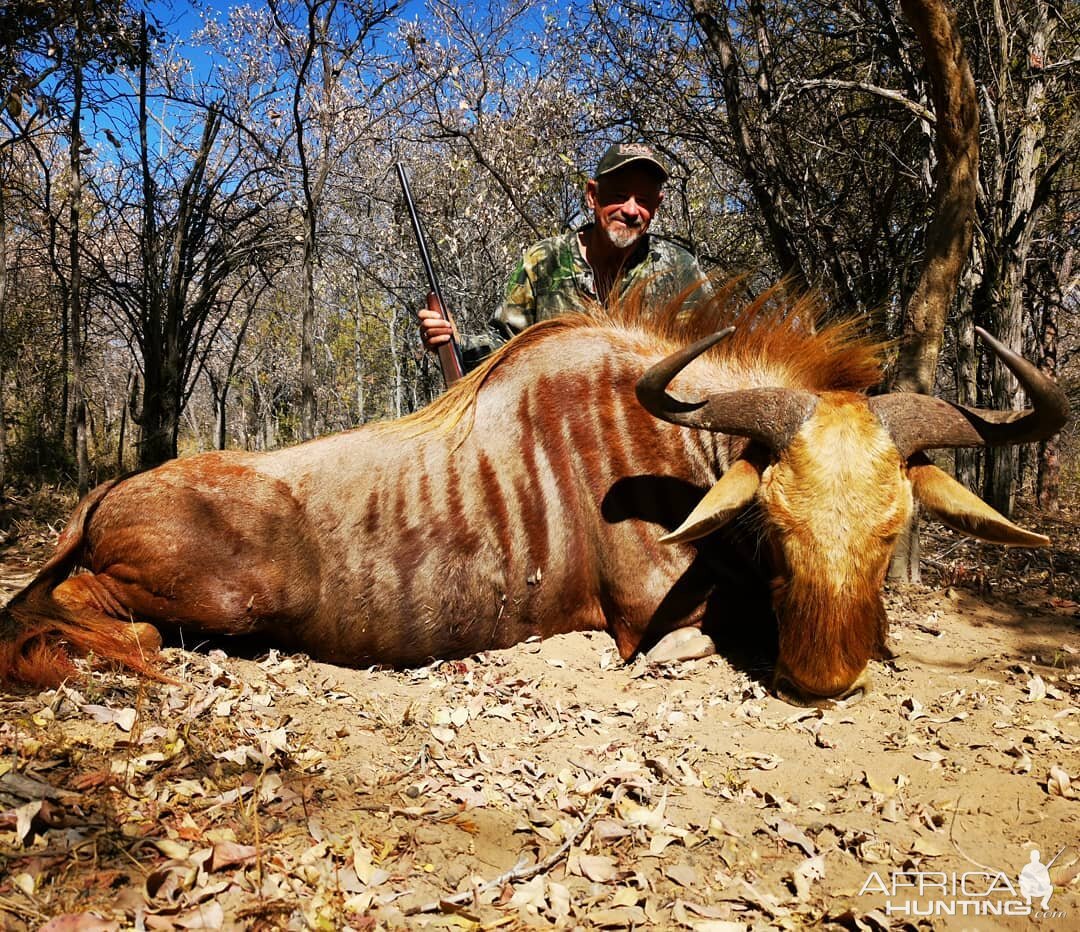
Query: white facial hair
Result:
<box><xmin>603</xmin><ymin>220</ymin><xmax>643</xmax><ymax>250</ymax></box>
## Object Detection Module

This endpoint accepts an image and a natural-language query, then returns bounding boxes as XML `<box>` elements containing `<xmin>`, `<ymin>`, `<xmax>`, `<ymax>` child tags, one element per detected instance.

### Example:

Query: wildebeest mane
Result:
<box><xmin>388</xmin><ymin>277</ymin><xmax>888</xmax><ymax>441</ymax></box>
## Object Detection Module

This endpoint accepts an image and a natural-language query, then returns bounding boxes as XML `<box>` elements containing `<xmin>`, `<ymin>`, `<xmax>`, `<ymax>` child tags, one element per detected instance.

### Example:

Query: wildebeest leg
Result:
<box><xmin>646</xmin><ymin>626</ymin><xmax>717</xmax><ymax>663</ymax></box>
<box><xmin>52</xmin><ymin>574</ymin><xmax>164</xmax><ymax>654</ymax></box>
<box><xmin>0</xmin><ymin>571</ymin><xmax>170</xmax><ymax>688</ymax></box>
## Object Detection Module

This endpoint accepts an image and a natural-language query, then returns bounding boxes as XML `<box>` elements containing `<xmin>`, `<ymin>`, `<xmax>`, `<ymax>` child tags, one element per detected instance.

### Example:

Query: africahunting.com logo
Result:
<box><xmin>858</xmin><ymin>847</ymin><xmax>1068</xmax><ymax>919</ymax></box>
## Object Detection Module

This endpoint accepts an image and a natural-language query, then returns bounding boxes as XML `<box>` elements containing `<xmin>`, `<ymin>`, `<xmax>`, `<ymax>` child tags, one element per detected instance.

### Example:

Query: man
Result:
<box><xmin>1019</xmin><ymin>850</ymin><xmax>1053</xmax><ymax>910</ymax></box>
<box><xmin>419</xmin><ymin>142</ymin><xmax>707</xmax><ymax>369</ymax></box>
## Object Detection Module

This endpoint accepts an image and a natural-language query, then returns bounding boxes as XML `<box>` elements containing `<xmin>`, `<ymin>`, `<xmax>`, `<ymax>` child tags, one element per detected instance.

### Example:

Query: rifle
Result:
<box><xmin>395</xmin><ymin>163</ymin><xmax>466</xmax><ymax>387</ymax></box>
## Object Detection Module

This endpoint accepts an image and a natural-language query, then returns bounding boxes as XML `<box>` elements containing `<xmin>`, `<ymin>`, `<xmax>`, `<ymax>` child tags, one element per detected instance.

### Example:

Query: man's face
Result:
<box><xmin>586</xmin><ymin>164</ymin><xmax>665</xmax><ymax>250</ymax></box>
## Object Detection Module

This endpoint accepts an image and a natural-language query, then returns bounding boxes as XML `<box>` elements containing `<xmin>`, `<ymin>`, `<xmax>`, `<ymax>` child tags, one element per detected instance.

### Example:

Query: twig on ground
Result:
<box><xmin>947</xmin><ymin>796</ymin><xmax>997</xmax><ymax>873</ymax></box>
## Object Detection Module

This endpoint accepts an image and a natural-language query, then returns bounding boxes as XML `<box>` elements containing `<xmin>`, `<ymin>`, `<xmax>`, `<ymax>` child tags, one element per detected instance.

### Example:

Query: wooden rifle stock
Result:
<box><xmin>395</xmin><ymin>163</ymin><xmax>466</xmax><ymax>387</ymax></box>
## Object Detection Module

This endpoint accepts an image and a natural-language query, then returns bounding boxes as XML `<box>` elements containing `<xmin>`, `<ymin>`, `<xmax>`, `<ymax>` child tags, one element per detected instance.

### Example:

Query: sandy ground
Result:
<box><xmin>0</xmin><ymin>510</ymin><xmax>1078</xmax><ymax>931</ymax></box>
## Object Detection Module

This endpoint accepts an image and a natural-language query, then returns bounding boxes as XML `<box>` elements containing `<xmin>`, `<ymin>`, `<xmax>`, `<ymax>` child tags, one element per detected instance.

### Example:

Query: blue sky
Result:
<box><xmin>145</xmin><ymin>0</ymin><xmax>229</xmax><ymax>39</ymax></box>
<box><xmin>143</xmin><ymin>0</ymin><xmax>444</xmax><ymax>44</ymax></box>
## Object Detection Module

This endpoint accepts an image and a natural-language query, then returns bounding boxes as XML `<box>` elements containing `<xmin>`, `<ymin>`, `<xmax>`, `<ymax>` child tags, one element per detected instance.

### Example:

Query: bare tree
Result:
<box><xmin>67</xmin><ymin>0</ymin><xmax>90</xmax><ymax>493</ymax></box>
<box><xmin>267</xmin><ymin>0</ymin><xmax>404</xmax><ymax>439</ymax></box>
<box><xmin>890</xmin><ymin>0</ymin><xmax>979</xmax><ymax>394</ymax></box>
<box><xmin>1032</xmin><ymin>240</ymin><xmax>1072</xmax><ymax>510</ymax></box>
<box><xmin>84</xmin><ymin>23</ymin><xmax>286</xmax><ymax>467</ymax></box>
<box><xmin>964</xmin><ymin>0</ymin><xmax>1077</xmax><ymax>513</ymax></box>
<box><xmin>885</xmin><ymin>0</ymin><xmax>980</xmax><ymax>582</ymax></box>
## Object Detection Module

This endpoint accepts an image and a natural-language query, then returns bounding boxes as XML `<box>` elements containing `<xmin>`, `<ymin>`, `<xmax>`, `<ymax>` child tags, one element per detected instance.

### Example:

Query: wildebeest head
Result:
<box><xmin>636</xmin><ymin>327</ymin><xmax>1070</xmax><ymax>704</ymax></box>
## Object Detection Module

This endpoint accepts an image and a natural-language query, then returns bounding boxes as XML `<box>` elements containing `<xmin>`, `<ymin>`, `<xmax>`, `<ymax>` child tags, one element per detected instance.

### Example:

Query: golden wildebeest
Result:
<box><xmin>0</xmin><ymin>285</ymin><xmax>1068</xmax><ymax>702</ymax></box>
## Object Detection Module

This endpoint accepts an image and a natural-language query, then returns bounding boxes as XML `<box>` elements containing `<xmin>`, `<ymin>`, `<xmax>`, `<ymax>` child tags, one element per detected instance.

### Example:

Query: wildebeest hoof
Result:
<box><xmin>127</xmin><ymin>622</ymin><xmax>162</xmax><ymax>653</ymax></box>
<box><xmin>647</xmin><ymin>628</ymin><xmax>717</xmax><ymax>664</ymax></box>
<box><xmin>876</xmin><ymin>640</ymin><xmax>898</xmax><ymax>661</ymax></box>
<box><xmin>774</xmin><ymin>670</ymin><xmax>871</xmax><ymax>708</ymax></box>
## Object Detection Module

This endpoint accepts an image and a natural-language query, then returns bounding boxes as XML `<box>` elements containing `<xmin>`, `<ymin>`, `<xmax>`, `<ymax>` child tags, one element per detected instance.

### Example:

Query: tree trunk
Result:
<box><xmin>887</xmin><ymin>0</ymin><xmax>979</xmax><ymax>583</ymax></box>
<box><xmin>117</xmin><ymin>368</ymin><xmax>135</xmax><ymax>472</ymax></box>
<box><xmin>891</xmin><ymin>0</ymin><xmax>978</xmax><ymax>394</ymax></box>
<box><xmin>215</xmin><ymin>391</ymin><xmax>227</xmax><ymax>450</ymax></box>
<box><xmin>209</xmin><ymin>371</ymin><xmax>229</xmax><ymax>451</ymax></box>
<box><xmin>1035</xmin><ymin>244</ymin><xmax>1069</xmax><ymax>511</ymax></box>
<box><xmin>687</xmin><ymin>0</ymin><xmax>809</xmax><ymax>287</ymax></box>
<box><xmin>978</xmin><ymin>1</ymin><xmax>1055</xmax><ymax>516</ymax></box>
<box><xmin>953</xmin><ymin>260</ymin><xmax>980</xmax><ymax>490</ymax></box>
<box><xmin>68</xmin><ymin>4</ymin><xmax>89</xmax><ymax>495</ymax></box>
<box><xmin>135</xmin><ymin>44</ymin><xmax>222</xmax><ymax>468</ymax></box>
<box><xmin>134</xmin><ymin>14</ymin><xmax>174</xmax><ymax>469</ymax></box>
<box><xmin>300</xmin><ymin>226</ymin><xmax>316</xmax><ymax>439</ymax></box>
<box><xmin>390</xmin><ymin>310</ymin><xmax>403</xmax><ymax>418</ymax></box>
<box><xmin>353</xmin><ymin>274</ymin><xmax>365</xmax><ymax>424</ymax></box>
<box><xmin>0</xmin><ymin>180</ymin><xmax>7</xmax><ymax>495</ymax></box>
<box><xmin>138</xmin><ymin>369</ymin><xmax>180</xmax><ymax>467</ymax></box>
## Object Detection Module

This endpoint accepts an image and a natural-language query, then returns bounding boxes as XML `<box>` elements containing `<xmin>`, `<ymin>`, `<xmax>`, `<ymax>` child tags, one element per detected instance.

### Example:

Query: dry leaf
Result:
<box><xmin>81</xmin><ymin>704</ymin><xmax>137</xmax><ymax>732</ymax></box>
<box><xmin>256</xmin><ymin>727</ymin><xmax>289</xmax><ymax>757</ymax></box>
<box><xmin>547</xmin><ymin>880</ymin><xmax>572</xmax><ymax>920</ymax></box>
<box><xmin>506</xmin><ymin>875</ymin><xmax>546</xmax><ymax>911</ymax></box>
<box><xmin>172</xmin><ymin>901</ymin><xmax>226</xmax><ymax>929</ymax></box>
<box><xmin>13</xmin><ymin>799</ymin><xmax>43</xmax><ymax>844</ymax></box>
<box><xmin>1025</xmin><ymin>675</ymin><xmax>1047</xmax><ymax>702</ymax></box>
<box><xmin>1047</xmin><ymin>766</ymin><xmax>1073</xmax><ymax>798</ymax></box>
<box><xmin>12</xmin><ymin>873</ymin><xmax>34</xmax><ymax>896</ymax></box>
<box><xmin>649</xmin><ymin>833</ymin><xmax>679</xmax><ymax>855</ymax></box>
<box><xmin>664</xmin><ymin>863</ymin><xmax>698</xmax><ymax>887</ymax></box>
<box><xmin>617</xmin><ymin>794</ymin><xmax>668</xmax><ymax>831</ymax></box>
<box><xmin>152</xmin><ymin>839</ymin><xmax>191</xmax><ymax>860</ymax></box>
<box><xmin>576</xmin><ymin>854</ymin><xmax>618</xmax><ymax>883</ymax></box>
<box><xmin>587</xmin><ymin>906</ymin><xmax>646</xmax><ymax>927</ymax></box>
<box><xmin>431</xmin><ymin>725</ymin><xmax>456</xmax><ymax>744</ymax></box>
<box><xmin>37</xmin><ymin>916</ymin><xmax>120</xmax><ymax>932</ymax></box>
<box><xmin>209</xmin><ymin>840</ymin><xmax>258</xmax><ymax>872</ymax></box>
<box><xmin>691</xmin><ymin>922</ymin><xmax>745</xmax><ymax>932</ymax></box>
<box><xmin>880</xmin><ymin>798</ymin><xmax>901</xmax><ymax>823</ymax></box>
<box><xmin>902</xmin><ymin>697</ymin><xmax>926</xmax><ymax>721</ymax></box>
<box><xmin>1012</xmin><ymin>753</ymin><xmax>1033</xmax><ymax>774</ymax></box>
<box><xmin>792</xmin><ymin>854</ymin><xmax>826</xmax><ymax>900</ymax></box>
<box><xmin>768</xmin><ymin>817</ymin><xmax>816</xmax><ymax>857</ymax></box>
<box><xmin>910</xmin><ymin>835</ymin><xmax>949</xmax><ymax>857</ymax></box>
<box><xmin>1053</xmin><ymin>855</ymin><xmax>1080</xmax><ymax>888</ymax></box>
<box><xmin>594</xmin><ymin>819</ymin><xmax>631</xmax><ymax>842</ymax></box>
<box><xmin>863</xmin><ymin>772</ymin><xmax>896</xmax><ymax>796</ymax></box>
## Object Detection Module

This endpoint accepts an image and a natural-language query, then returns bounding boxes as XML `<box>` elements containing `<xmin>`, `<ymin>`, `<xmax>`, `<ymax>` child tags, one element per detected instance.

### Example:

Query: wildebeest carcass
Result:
<box><xmin>0</xmin><ymin>285</ymin><xmax>1068</xmax><ymax>701</ymax></box>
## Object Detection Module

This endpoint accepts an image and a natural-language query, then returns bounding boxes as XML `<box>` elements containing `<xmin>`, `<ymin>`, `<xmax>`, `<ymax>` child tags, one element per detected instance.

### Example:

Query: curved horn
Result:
<box><xmin>869</xmin><ymin>327</ymin><xmax>1070</xmax><ymax>459</ymax></box>
<box><xmin>635</xmin><ymin>327</ymin><xmax>818</xmax><ymax>451</ymax></box>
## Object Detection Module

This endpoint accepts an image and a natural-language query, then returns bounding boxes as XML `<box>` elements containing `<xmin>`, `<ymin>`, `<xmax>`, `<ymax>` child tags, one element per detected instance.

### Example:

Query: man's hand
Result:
<box><xmin>418</xmin><ymin>293</ymin><xmax>457</xmax><ymax>350</ymax></box>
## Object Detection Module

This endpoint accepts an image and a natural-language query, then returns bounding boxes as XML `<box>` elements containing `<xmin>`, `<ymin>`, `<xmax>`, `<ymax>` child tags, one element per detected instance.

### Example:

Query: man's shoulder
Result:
<box><xmin>520</xmin><ymin>229</ymin><xmax>577</xmax><ymax>261</ymax></box>
<box><xmin>514</xmin><ymin>229</ymin><xmax>579</xmax><ymax>281</ymax></box>
<box><xmin>646</xmin><ymin>233</ymin><xmax>701</xmax><ymax>269</ymax></box>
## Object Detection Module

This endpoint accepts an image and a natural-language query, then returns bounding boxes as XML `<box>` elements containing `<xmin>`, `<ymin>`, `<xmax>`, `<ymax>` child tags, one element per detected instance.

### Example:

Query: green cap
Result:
<box><xmin>595</xmin><ymin>142</ymin><xmax>669</xmax><ymax>182</ymax></box>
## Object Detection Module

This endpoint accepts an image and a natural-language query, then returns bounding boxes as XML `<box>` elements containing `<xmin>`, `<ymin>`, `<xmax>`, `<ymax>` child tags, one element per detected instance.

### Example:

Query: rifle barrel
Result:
<box><xmin>395</xmin><ymin>163</ymin><xmax>465</xmax><ymax>385</ymax></box>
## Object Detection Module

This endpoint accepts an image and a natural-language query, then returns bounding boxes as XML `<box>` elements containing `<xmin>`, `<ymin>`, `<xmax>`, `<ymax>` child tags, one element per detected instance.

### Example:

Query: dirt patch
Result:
<box><xmin>1</xmin><ymin>514</ymin><xmax>1078</xmax><ymax>930</ymax></box>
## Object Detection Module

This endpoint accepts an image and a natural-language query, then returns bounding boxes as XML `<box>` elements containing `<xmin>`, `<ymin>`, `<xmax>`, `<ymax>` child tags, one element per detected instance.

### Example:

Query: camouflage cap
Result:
<box><xmin>595</xmin><ymin>142</ymin><xmax>669</xmax><ymax>182</ymax></box>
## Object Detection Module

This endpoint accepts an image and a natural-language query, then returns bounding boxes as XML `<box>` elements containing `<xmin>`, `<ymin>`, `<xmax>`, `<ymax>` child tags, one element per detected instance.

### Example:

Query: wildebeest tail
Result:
<box><xmin>0</xmin><ymin>480</ymin><xmax>167</xmax><ymax>690</ymax></box>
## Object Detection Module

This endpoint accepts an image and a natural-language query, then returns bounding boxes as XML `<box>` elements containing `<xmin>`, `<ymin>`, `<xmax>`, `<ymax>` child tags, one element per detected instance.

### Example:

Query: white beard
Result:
<box><xmin>603</xmin><ymin>222</ymin><xmax>643</xmax><ymax>250</ymax></box>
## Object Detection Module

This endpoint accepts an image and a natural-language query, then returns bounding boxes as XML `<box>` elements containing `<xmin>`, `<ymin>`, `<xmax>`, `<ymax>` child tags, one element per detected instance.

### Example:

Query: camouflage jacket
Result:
<box><xmin>460</xmin><ymin>225</ymin><xmax>706</xmax><ymax>369</ymax></box>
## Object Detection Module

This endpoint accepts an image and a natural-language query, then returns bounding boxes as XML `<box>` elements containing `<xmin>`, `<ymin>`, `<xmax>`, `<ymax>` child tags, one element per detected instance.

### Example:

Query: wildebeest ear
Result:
<box><xmin>660</xmin><ymin>457</ymin><xmax>762</xmax><ymax>545</ymax></box>
<box><xmin>909</xmin><ymin>458</ymin><xmax>1050</xmax><ymax>547</ymax></box>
